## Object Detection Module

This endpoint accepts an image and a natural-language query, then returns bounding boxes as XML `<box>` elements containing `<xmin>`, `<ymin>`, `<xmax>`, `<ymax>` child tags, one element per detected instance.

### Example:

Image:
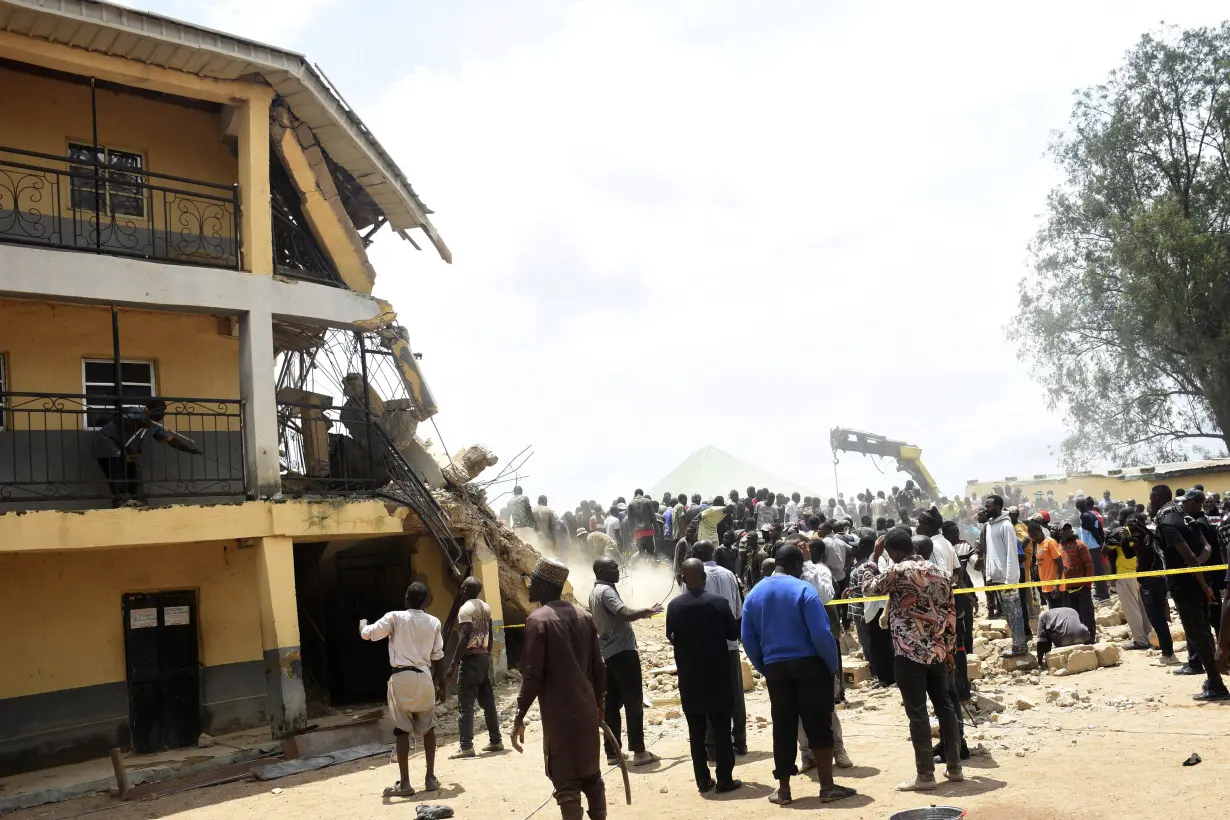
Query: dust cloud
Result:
<box><xmin>515</xmin><ymin>529</ymin><xmax>678</xmax><ymax>611</ymax></box>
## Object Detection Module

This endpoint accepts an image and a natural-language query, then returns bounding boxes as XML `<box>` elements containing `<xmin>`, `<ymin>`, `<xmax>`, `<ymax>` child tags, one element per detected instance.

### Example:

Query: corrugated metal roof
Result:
<box><xmin>0</xmin><ymin>0</ymin><xmax>450</xmax><ymax>262</ymax></box>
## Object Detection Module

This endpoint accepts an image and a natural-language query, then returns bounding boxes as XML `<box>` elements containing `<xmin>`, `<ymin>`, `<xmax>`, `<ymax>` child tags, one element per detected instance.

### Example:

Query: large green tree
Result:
<box><xmin>1015</xmin><ymin>24</ymin><xmax>1230</xmax><ymax>468</ymax></box>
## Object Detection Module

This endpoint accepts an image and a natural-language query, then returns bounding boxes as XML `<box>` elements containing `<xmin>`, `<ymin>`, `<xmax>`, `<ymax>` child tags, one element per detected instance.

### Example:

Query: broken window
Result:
<box><xmin>82</xmin><ymin>359</ymin><xmax>156</xmax><ymax>429</ymax></box>
<box><xmin>68</xmin><ymin>143</ymin><xmax>146</xmax><ymax>219</ymax></box>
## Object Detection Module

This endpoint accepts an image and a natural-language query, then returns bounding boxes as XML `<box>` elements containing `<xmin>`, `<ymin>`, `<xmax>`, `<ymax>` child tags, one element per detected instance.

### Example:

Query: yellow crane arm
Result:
<box><xmin>829</xmin><ymin>427</ymin><xmax>939</xmax><ymax>499</ymax></box>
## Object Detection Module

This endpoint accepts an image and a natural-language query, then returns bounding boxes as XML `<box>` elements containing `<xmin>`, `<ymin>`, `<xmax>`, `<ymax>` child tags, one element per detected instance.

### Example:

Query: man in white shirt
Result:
<box><xmin>447</xmin><ymin>577</ymin><xmax>504</xmax><ymax>759</ymax></box>
<box><xmin>785</xmin><ymin>492</ymin><xmax>800</xmax><ymax>527</ymax></box>
<box><xmin>983</xmin><ymin>494</ymin><xmax>1028</xmax><ymax>656</ymax></box>
<box><xmin>604</xmin><ymin>506</ymin><xmax>621</xmax><ymax>542</ymax></box>
<box><xmin>691</xmin><ymin>540</ymin><xmax>747</xmax><ymax>755</ymax></box>
<box><xmin>915</xmin><ymin>508</ymin><xmax>959</xmax><ymax>580</ymax></box>
<box><xmin>360</xmin><ymin>582</ymin><xmax>446</xmax><ymax>797</ymax></box>
<box><xmin>871</xmin><ymin>491</ymin><xmax>889</xmax><ymax>523</ymax></box>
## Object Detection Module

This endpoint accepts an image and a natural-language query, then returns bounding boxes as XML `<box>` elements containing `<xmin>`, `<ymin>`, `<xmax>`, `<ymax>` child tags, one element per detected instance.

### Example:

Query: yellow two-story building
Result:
<box><xmin>0</xmin><ymin>0</ymin><xmax>506</xmax><ymax>777</ymax></box>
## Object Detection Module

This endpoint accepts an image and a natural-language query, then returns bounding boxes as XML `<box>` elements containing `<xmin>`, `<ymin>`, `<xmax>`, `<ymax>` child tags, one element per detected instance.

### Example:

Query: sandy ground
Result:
<box><xmin>11</xmin><ymin>612</ymin><xmax>1227</xmax><ymax>820</ymax></box>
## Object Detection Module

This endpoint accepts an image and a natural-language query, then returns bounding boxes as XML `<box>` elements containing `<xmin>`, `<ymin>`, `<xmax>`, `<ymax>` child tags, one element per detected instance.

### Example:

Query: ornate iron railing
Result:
<box><xmin>273</xmin><ymin>210</ymin><xmax>342</xmax><ymax>286</ymax></box>
<box><xmin>0</xmin><ymin>392</ymin><xmax>245</xmax><ymax>510</ymax></box>
<box><xmin>0</xmin><ymin>146</ymin><xmax>240</xmax><ymax>269</ymax></box>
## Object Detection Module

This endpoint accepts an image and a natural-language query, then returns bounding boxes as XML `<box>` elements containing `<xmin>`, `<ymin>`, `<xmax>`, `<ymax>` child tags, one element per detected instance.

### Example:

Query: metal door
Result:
<box><xmin>122</xmin><ymin>590</ymin><xmax>200</xmax><ymax>753</ymax></box>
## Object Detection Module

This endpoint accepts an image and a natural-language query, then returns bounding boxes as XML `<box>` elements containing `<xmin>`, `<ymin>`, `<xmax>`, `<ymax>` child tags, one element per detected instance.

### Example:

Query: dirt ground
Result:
<box><xmin>12</xmin><ymin>610</ymin><xmax>1226</xmax><ymax>820</ymax></box>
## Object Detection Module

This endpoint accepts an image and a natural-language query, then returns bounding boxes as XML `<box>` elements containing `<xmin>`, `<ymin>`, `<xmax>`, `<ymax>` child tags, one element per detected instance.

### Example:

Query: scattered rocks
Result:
<box><xmin>974</xmin><ymin>694</ymin><xmax>1006</xmax><ymax>713</ymax></box>
<box><xmin>198</xmin><ymin>733</ymin><xmax>216</xmax><ymax>747</ymax></box>
<box><xmin>1015</xmin><ymin>697</ymin><xmax>1036</xmax><ymax>711</ymax></box>
<box><xmin>967</xmin><ymin>656</ymin><xmax>983</xmax><ymax>680</ymax></box>
<box><xmin>1045</xmin><ymin>688</ymin><xmax>1061</xmax><ymax>703</ymax></box>
<box><xmin>663</xmin><ymin>709</ymin><xmax>681</xmax><ymax>720</ymax></box>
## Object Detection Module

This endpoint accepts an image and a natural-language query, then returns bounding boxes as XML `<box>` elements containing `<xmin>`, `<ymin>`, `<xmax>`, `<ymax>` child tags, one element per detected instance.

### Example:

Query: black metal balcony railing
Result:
<box><xmin>0</xmin><ymin>146</ymin><xmax>240</xmax><ymax>269</ymax></box>
<box><xmin>0</xmin><ymin>393</ymin><xmax>245</xmax><ymax>510</ymax></box>
<box><xmin>278</xmin><ymin>399</ymin><xmax>392</xmax><ymax>495</ymax></box>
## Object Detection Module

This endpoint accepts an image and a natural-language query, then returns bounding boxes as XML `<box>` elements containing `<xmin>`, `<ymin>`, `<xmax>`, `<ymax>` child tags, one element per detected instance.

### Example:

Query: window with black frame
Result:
<box><xmin>68</xmin><ymin>143</ymin><xmax>146</xmax><ymax>219</ymax></box>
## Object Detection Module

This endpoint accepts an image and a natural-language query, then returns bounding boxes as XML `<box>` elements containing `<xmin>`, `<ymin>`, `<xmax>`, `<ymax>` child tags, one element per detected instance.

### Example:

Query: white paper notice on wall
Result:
<box><xmin>129</xmin><ymin>608</ymin><xmax>158</xmax><ymax>629</ymax></box>
<box><xmin>164</xmin><ymin>606</ymin><xmax>191</xmax><ymax>626</ymax></box>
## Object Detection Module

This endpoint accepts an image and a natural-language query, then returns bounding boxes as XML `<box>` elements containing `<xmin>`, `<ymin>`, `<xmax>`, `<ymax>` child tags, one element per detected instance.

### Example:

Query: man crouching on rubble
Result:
<box><xmin>360</xmin><ymin>582</ymin><xmax>446</xmax><ymax>797</ymax></box>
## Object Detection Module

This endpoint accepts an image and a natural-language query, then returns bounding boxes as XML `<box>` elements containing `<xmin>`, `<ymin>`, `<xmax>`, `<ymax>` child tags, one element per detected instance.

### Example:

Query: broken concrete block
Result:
<box><xmin>741</xmin><ymin>660</ymin><xmax>755</xmax><ymax>692</ymax></box>
<box><xmin>1066</xmin><ymin>649</ymin><xmax>1099</xmax><ymax>674</ymax></box>
<box><xmin>966</xmin><ymin>656</ymin><xmax>982</xmax><ymax>680</ymax></box>
<box><xmin>1095</xmin><ymin>608</ymin><xmax>1125</xmax><ymax>627</ymax></box>
<box><xmin>843</xmin><ymin>661</ymin><xmax>872</xmax><ymax>687</ymax></box>
<box><xmin>999</xmin><ymin>653</ymin><xmax>1039</xmax><ymax>673</ymax></box>
<box><xmin>974</xmin><ymin>694</ymin><xmax>1005</xmax><ymax>713</ymax></box>
<box><xmin>1045</xmin><ymin>688</ymin><xmax>1061</xmax><ymax>703</ymax></box>
<box><xmin>1015</xmin><ymin>697</ymin><xmax>1036</xmax><ymax>711</ymax></box>
<box><xmin>1094</xmin><ymin>643</ymin><xmax>1121</xmax><ymax>667</ymax></box>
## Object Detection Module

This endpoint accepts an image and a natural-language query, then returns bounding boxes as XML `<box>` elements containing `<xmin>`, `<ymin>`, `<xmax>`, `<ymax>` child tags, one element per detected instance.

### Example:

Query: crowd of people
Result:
<box><xmin>357</xmin><ymin>478</ymin><xmax>1230</xmax><ymax>817</ymax></box>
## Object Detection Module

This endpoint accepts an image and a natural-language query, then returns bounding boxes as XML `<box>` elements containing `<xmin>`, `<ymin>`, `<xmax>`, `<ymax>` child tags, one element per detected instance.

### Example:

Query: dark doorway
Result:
<box><xmin>121</xmin><ymin>590</ymin><xmax>200</xmax><ymax>754</ymax></box>
<box><xmin>332</xmin><ymin>544</ymin><xmax>414</xmax><ymax>703</ymax></box>
<box><xmin>294</xmin><ymin>537</ymin><xmax>417</xmax><ymax>708</ymax></box>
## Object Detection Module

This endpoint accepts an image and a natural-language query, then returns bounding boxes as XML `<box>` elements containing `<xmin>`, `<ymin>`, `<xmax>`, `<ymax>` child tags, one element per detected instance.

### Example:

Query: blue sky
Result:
<box><xmin>130</xmin><ymin>0</ymin><xmax>1229</xmax><ymax>507</ymax></box>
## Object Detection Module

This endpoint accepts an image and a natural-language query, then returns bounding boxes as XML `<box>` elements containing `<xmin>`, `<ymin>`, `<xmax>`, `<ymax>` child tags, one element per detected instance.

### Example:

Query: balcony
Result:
<box><xmin>0</xmin><ymin>146</ymin><xmax>240</xmax><ymax>270</ymax></box>
<box><xmin>0</xmin><ymin>392</ymin><xmax>245</xmax><ymax>512</ymax></box>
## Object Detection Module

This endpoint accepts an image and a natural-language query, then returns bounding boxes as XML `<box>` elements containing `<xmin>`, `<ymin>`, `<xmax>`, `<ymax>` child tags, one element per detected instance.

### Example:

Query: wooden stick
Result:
<box><xmin>109</xmin><ymin>748</ymin><xmax>129</xmax><ymax>799</ymax></box>
<box><xmin>599</xmin><ymin>721</ymin><xmax>631</xmax><ymax>805</ymax></box>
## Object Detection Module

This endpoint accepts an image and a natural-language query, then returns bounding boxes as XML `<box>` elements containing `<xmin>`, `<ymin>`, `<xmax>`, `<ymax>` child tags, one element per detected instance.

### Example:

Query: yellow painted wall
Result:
<box><xmin>965</xmin><ymin>470</ymin><xmax>1230</xmax><ymax>503</ymax></box>
<box><xmin>0</xmin><ymin>299</ymin><xmax>238</xmax><ymax>428</ymax></box>
<box><xmin>0</xmin><ymin>498</ymin><xmax>414</xmax><ymax>554</ymax></box>
<box><xmin>256</xmin><ymin>536</ymin><xmax>299</xmax><ymax>651</ymax></box>
<box><xmin>0</xmin><ymin>540</ymin><xmax>263</xmax><ymax>699</ymax></box>
<box><xmin>0</xmin><ymin>63</ymin><xmax>238</xmax><ymax>190</ymax></box>
<box><xmin>413</xmin><ymin>535</ymin><xmax>460</xmax><ymax>624</ymax></box>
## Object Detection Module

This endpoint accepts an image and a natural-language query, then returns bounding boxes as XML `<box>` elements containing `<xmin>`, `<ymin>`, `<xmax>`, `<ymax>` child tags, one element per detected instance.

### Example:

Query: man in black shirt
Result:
<box><xmin>1150</xmin><ymin>484</ymin><xmax>1228</xmax><ymax>701</ymax></box>
<box><xmin>1182</xmin><ymin>490</ymin><xmax>1225</xmax><ymax>670</ymax></box>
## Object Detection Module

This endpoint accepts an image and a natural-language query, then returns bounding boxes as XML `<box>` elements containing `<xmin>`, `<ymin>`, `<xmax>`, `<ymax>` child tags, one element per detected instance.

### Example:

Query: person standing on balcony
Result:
<box><xmin>94</xmin><ymin>399</ymin><xmax>202</xmax><ymax>507</ymax></box>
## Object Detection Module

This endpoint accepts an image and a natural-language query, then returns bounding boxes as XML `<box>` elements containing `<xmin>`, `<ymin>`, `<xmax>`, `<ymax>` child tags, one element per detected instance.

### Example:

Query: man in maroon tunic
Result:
<box><xmin>512</xmin><ymin>558</ymin><xmax>608</xmax><ymax>819</ymax></box>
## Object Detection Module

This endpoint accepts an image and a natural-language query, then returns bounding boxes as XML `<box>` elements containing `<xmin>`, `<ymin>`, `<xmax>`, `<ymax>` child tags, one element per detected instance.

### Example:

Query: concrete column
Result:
<box><xmin>255</xmin><ymin>536</ymin><xmax>307</xmax><ymax>737</ymax></box>
<box><xmin>473</xmin><ymin>535</ymin><xmax>508</xmax><ymax>676</ymax></box>
<box><xmin>237</xmin><ymin>96</ymin><xmax>273</xmax><ymax>275</ymax></box>
<box><xmin>239</xmin><ymin>310</ymin><xmax>280</xmax><ymax>499</ymax></box>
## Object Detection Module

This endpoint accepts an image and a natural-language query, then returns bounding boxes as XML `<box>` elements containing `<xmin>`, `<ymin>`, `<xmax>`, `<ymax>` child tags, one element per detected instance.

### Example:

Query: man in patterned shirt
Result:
<box><xmin>858</xmin><ymin>527</ymin><xmax>962</xmax><ymax>792</ymax></box>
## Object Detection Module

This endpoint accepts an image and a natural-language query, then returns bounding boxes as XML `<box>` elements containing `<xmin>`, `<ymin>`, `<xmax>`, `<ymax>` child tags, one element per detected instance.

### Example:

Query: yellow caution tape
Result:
<box><xmin>495</xmin><ymin>563</ymin><xmax>1228</xmax><ymax>627</ymax></box>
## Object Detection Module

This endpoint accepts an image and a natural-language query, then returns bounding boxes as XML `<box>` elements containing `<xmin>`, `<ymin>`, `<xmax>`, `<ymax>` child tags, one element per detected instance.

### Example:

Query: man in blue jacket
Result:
<box><xmin>742</xmin><ymin>543</ymin><xmax>857</xmax><ymax>807</ymax></box>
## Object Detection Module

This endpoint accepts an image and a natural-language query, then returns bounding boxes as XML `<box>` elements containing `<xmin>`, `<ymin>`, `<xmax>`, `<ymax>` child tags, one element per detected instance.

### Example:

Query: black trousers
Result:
<box><xmin>1062</xmin><ymin>587</ymin><xmax>1096</xmax><ymax>641</ymax></box>
<box><xmin>457</xmin><ymin>654</ymin><xmax>500</xmax><ymax>749</ymax></box>
<box><xmin>686</xmin><ymin>711</ymin><xmax>733</xmax><ymax>788</ymax></box>
<box><xmin>705</xmin><ymin>650</ymin><xmax>746</xmax><ymax>752</ymax></box>
<box><xmin>862</xmin><ymin>615</ymin><xmax>895</xmax><ymax>685</ymax></box>
<box><xmin>603</xmin><ymin>650</ymin><xmax>645</xmax><ymax>755</ymax></box>
<box><xmin>1139</xmin><ymin>576</ymin><xmax>1174</xmax><ymax>656</ymax></box>
<box><xmin>895</xmin><ymin>656</ymin><xmax>961</xmax><ymax>776</ymax></box>
<box><xmin>1186</xmin><ymin>588</ymin><xmax>1224</xmax><ymax>666</ymax></box>
<box><xmin>1173</xmin><ymin>587</ymin><xmax>1227</xmax><ymax>693</ymax></box>
<box><xmin>98</xmin><ymin>457</ymin><xmax>143</xmax><ymax>505</ymax></box>
<box><xmin>953</xmin><ymin>607</ymin><xmax>974</xmax><ymax>701</ymax></box>
<box><xmin>1017</xmin><ymin>561</ymin><xmax>1033</xmax><ymax>637</ymax></box>
<box><xmin>763</xmin><ymin>657</ymin><xmax>833</xmax><ymax>780</ymax></box>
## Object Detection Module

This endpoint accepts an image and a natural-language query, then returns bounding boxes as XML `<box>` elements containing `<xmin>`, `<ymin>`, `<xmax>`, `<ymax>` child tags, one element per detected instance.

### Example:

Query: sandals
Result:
<box><xmin>820</xmin><ymin>784</ymin><xmax>858</xmax><ymax>803</ymax></box>
<box><xmin>383</xmin><ymin>781</ymin><xmax>415</xmax><ymax>798</ymax></box>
